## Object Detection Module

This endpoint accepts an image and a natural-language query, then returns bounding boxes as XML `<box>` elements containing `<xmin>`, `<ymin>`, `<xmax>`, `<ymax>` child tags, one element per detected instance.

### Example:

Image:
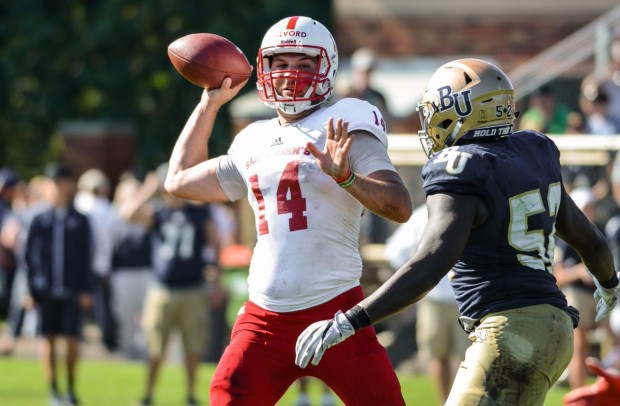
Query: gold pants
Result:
<box><xmin>446</xmin><ymin>304</ymin><xmax>574</xmax><ymax>406</ymax></box>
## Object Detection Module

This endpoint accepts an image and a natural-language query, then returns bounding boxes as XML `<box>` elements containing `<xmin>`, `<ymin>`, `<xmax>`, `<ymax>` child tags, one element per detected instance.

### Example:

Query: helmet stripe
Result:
<box><xmin>286</xmin><ymin>16</ymin><xmax>299</xmax><ymax>30</ymax></box>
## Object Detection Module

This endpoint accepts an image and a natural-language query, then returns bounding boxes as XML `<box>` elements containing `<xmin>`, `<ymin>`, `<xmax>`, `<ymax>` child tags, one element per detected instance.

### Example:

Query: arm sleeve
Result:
<box><xmin>348</xmin><ymin>131</ymin><xmax>397</xmax><ymax>177</ymax></box>
<box><xmin>215</xmin><ymin>155</ymin><xmax>248</xmax><ymax>201</ymax></box>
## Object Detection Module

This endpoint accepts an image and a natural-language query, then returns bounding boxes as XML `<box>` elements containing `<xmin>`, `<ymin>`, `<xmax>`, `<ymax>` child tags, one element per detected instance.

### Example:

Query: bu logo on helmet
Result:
<box><xmin>437</xmin><ymin>86</ymin><xmax>472</xmax><ymax>117</ymax></box>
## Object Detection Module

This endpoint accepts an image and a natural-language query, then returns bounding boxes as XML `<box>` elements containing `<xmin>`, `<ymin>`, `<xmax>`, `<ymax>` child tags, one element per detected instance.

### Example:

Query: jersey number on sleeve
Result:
<box><xmin>508</xmin><ymin>182</ymin><xmax>561</xmax><ymax>273</ymax></box>
<box><xmin>250</xmin><ymin>160</ymin><xmax>308</xmax><ymax>235</ymax></box>
<box><xmin>372</xmin><ymin>110</ymin><xmax>386</xmax><ymax>132</ymax></box>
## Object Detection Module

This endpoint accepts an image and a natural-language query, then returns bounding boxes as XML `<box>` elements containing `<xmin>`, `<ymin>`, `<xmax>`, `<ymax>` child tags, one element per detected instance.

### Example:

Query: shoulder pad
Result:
<box><xmin>328</xmin><ymin>98</ymin><xmax>388</xmax><ymax>146</ymax></box>
<box><xmin>422</xmin><ymin>145</ymin><xmax>490</xmax><ymax>193</ymax></box>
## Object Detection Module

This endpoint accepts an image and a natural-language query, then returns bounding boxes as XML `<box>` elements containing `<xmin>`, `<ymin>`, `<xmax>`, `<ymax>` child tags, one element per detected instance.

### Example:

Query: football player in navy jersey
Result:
<box><xmin>296</xmin><ymin>58</ymin><xmax>620</xmax><ymax>406</ymax></box>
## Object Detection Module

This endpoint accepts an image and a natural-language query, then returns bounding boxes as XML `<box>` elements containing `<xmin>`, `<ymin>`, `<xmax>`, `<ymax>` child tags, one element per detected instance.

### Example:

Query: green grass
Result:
<box><xmin>0</xmin><ymin>356</ymin><xmax>571</xmax><ymax>406</ymax></box>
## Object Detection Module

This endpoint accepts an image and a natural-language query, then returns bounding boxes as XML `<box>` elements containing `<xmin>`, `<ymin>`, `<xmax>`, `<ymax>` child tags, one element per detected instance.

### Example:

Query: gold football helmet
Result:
<box><xmin>417</xmin><ymin>58</ymin><xmax>516</xmax><ymax>158</ymax></box>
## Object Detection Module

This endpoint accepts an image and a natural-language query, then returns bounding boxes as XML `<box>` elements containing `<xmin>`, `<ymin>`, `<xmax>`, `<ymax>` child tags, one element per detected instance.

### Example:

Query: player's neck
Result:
<box><xmin>277</xmin><ymin>106</ymin><xmax>320</xmax><ymax>126</ymax></box>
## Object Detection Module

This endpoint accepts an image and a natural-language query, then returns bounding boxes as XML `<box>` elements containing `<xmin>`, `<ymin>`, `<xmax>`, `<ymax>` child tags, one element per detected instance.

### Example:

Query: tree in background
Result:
<box><xmin>0</xmin><ymin>1</ymin><xmax>331</xmax><ymax>177</ymax></box>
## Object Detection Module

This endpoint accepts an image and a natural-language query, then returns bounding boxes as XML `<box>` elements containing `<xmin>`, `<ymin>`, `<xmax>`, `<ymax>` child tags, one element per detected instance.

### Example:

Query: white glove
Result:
<box><xmin>295</xmin><ymin>310</ymin><xmax>355</xmax><ymax>368</ymax></box>
<box><xmin>592</xmin><ymin>272</ymin><xmax>620</xmax><ymax>322</ymax></box>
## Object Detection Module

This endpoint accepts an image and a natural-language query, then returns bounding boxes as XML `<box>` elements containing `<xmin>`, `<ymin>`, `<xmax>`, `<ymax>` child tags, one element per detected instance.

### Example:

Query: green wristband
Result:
<box><xmin>338</xmin><ymin>171</ymin><xmax>356</xmax><ymax>188</ymax></box>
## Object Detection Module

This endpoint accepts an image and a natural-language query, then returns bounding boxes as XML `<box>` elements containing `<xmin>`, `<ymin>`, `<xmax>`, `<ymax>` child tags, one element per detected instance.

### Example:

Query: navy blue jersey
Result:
<box><xmin>112</xmin><ymin>220</ymin><xmax>152</xmax><ymax>270</ymax></box>
<box><xmin>151</xmin><ymin>203</ymin><xmax>211</xmax><ymax>288</ymax></box>
<box><xmin>422</xmin><ymin>130</ymin><xmax>570</xmax><ymax>322</ymax></box>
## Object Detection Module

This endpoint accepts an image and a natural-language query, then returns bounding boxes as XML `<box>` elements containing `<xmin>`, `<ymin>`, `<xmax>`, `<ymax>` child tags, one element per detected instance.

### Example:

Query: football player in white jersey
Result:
<box><xmin>165</xmin><ymin>15</ymin><xmax>412</xmax><ymax>406</ymax></box>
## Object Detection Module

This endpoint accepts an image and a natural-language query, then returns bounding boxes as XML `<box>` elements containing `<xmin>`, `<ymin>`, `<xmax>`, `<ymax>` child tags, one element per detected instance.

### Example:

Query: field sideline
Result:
<box><xmin>0</xmin><ymin>356</ymin><xmax>571</xmax><ymax>405</ymax></box>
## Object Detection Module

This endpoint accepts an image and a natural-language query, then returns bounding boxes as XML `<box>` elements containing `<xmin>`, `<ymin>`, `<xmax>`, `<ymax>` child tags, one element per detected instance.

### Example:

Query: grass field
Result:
<box><xmin>0</xmin><ymin>356</ymin><xmax>572</xmax><ymax>406</ymax></box>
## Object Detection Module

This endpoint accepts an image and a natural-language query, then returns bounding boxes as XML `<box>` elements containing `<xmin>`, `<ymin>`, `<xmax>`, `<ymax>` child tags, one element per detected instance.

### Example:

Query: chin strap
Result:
<box><xmin>444</xmin><ymin>120</ymin><xmax>463</xmax><ymax>149</ymax></box>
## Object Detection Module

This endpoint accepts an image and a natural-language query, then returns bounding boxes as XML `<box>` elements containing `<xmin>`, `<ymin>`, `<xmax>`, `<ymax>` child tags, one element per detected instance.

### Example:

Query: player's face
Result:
<box><xmin>49</xmin><ymin>178</ymin><xmax>75</xmax><ymax>207</ymax></box>
<box><xmin>270</xmin><ymin>53</ymin><xmax>319</xmax><ymax>99</ymax></box>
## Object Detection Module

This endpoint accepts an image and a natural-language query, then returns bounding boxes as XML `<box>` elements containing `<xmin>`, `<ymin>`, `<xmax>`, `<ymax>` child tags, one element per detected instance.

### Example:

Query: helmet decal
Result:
<box><xmin>286</xmin><ymin>16</ymin><xmax>300</xmax><ymax>30</ymax></box>
<box><xmin>437</xmin><ymin>86</ymin><xmax>473</xmax><ymax>117</ymax></box>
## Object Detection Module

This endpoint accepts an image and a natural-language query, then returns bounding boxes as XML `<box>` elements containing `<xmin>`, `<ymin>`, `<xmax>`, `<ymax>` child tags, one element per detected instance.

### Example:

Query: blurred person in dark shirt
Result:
<box><xmin>121</xmin><ymin>165</ymin><xmax>222</xmax><ymax>406</ymax></box>
<box><xmin>0</xmin><ymin>168</ymin><xmax>20</xmax><ymax>319</ymax></box>
<box><xmin>553</xmin><ymin>187</ymin><xmax>600</xmax><ymax>389</ymax></box>
<box><xmin>110</xmin><ymin>172</ymin><xmax>154</xmax><ymax>360</ymax></box>
<box><xmin>25</xmin><ymin>163</ymin><xmax>93</xmax><ymax>406</ymax></box>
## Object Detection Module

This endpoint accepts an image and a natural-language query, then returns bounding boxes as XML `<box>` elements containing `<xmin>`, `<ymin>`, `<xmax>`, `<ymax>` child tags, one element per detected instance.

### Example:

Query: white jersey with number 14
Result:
<box><xmin>217</xmin><ymin>98</ymin><xmax>396</xmax><ymax>312</ymax></box>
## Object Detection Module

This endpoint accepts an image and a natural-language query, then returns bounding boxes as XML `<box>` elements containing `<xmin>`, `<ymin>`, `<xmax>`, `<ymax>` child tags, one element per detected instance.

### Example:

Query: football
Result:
<box><xmin>167</xmin><ymin>33</ymin><xmax>252</xmax><ymax>89</ymax></box>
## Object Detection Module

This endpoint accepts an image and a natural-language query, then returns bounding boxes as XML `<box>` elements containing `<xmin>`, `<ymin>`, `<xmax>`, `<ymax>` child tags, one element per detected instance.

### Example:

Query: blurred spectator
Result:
<box><xmin>0</xmin><ymin>176</ymin><xmax>53</xmax><ymax>355</ymax></box>
<box><xmin>0</xmin><ymin>168</ymin><xmax>20</xmax><ymax>319</ymax></box>
<box><xmin>110</xmin><ymin>172</ymin><xmax>153</xmax><ymax>360</ymax></box>
<box><xmin>606</xmin><ymin>156</ymin><xmax>620</xmax><ymax>269</ymax></box>
<box><xmin>343</xmin><ymin>48</ymin><xmax>394</xmax><ymax>245</ymax></box>
<box><xmin>295</xmin><ymin>377</ymin><xmax>334</xmax><ymax>406</ymax></box>
<box><xmin>121</xmin><ymin>165</ymin><xmax>222</xmax><ymax>406</ymax></box>
<box><xmin>608</xmin><ymin>306</ymin><xmax>620</xmax><ymax>371</ymax></box>
<box><xmin>581</xmin><ymin>83</ymin><xmax>619</xmax><ymax>136</ymax></box>
<box><xmin>553</xmin><ymin>187</ymin><xmax>600</xmax><ymax>389</ymax></box>
<box><xmin>573</xmin><ymin>37</ymin><xmax>620</xmax><ymax>211</ymax></box>
<box><xmin>565</xmin><ymin>111</ymin><xmax>586</xmax><ymax>134</ymax></box>
<box><xmin>600</xmin><ymin>38</ymin><xmax>620</xmax><ymax>132</ymax></box>
<box><xmin>25</xmin><ymin>163</ymin><xmax>93</xmax><ymax>406</ymax></box>
<box><xmin>563</xmin><ymin>82</ymin><xmax>619</xmax><ymax>224</ymax></box>
<box><xmin>385</xmin><ymin>204</ymin><xmax>468</xmax><ymax>405</ymax></box>
<box><xmin>74</xmin><ymin>168</ymin><xmax>118</xmax><ymax>352</ymax></box>
<box><xmin>202</xmin><ymin>203</ymin><xmax>233</xmax><ymax>364</ymax></box>
<box><xmin>347</xmin><ymin>48</ymin><xmax>392</xmax><ymax>128</ymax></box>
<box><xmin>518</xmin><ymin>85</ymin><xmax>571</xmax><ymax>134</ymax></box>
<box><xmin>209</xmin><ymin>202</ymin><xmax>238</xmax><ymax>248</ymax></box>
<box><xmin>605</xmin><ymin>157</ymin><xmax>620</xmax><ymax>371</ymax></box>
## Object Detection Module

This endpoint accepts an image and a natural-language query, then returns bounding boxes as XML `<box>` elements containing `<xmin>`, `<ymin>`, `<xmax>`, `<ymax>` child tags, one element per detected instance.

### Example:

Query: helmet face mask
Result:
<box><xmin>257</xmin><ymin>16</ymin><xmax>338</xmax><ymax>115</ymax></box>
<box><xmin>417</xmin><ymin>58</ymin><xmax>516</xmax><ymax>158</ymax></box>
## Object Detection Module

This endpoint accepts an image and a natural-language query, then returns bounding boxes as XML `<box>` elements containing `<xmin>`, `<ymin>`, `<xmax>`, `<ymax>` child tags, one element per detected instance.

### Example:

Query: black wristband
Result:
<box><xmin>345</xmin><ymin>305</ymin><xmax>372</xmax><ymax>331</ymax></box>
<box><xmin>599</xmin><ymin>272</ymin><xmax>620</xmax><ymax>289</ymax></box>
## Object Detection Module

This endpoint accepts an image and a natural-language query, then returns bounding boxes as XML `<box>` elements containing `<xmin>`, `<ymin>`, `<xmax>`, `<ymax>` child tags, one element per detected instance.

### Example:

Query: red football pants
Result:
<box><xmin>210</xmin><ymin>286</ymin><xmax>405</xmax><ymax>405</ymax></box>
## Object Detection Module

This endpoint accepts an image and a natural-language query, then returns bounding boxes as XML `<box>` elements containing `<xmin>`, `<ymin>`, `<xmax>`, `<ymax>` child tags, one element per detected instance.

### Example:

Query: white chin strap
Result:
<box><xmin>444</xmin><ymin>120</ymin><xmax>463</xmax><ymax>149</ymax></box>
<box><xmin>274</xmin><ymin>100</ymin><xmax>313</xmax><ymax>115</ymax></box>
<box><xmin>268</xmin><ymin>84</ymin><xmax>320</xmax><ymax>115</ymax></box>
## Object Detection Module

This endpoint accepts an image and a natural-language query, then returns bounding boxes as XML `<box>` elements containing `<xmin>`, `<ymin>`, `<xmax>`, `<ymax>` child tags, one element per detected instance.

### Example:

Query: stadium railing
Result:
<box><xmin>387</xmin><ymin>134</ymin><xmax>620</xmax><ymax>167</ymax></box>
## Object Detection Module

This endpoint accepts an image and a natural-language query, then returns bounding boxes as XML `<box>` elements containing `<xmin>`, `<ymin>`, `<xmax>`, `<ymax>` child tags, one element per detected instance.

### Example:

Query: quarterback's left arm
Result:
<box><xmin>345</xmin><ymin>165</ymin><xmax>412</xmax><ymax>223</ymax></box>
<box><xmin>305</xmin><ymin>117</ymin><xmax>412</xmax><ymax>223</ymax></box>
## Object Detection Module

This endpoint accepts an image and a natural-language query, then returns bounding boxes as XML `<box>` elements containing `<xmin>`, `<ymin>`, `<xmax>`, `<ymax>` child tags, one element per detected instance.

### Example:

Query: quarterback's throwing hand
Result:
<box><xmin>295</xmin><ymin>311</ymin><xmax>355</xmax><ymax>368</ymax></box>
<box><xmin>593</xmin><ymin>272</ymin><xmax>620</xmax><ymax>322</ymax></box>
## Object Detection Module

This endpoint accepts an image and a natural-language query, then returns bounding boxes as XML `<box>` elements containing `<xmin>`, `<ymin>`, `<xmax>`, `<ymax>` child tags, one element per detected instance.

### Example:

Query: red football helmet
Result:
<box><xmin>256</xmin><ymin>16</ymin><xmax>338</xmax><ymax>115</ymax></box>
